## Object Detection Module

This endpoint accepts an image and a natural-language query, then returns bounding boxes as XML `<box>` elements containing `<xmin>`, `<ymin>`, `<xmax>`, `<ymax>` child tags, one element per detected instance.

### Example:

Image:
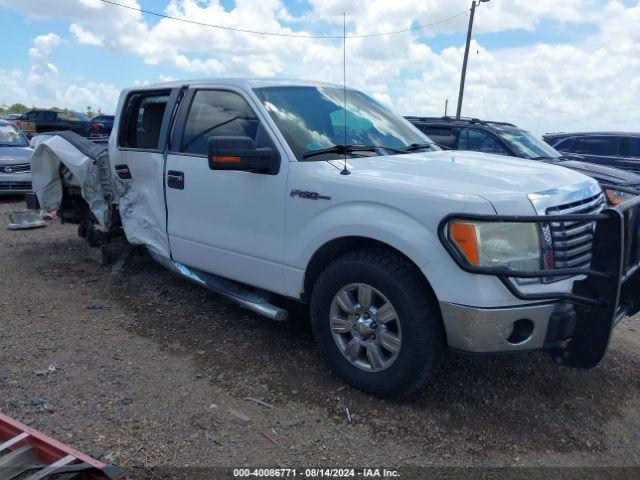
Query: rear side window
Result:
<box><xmin>422</xmin><ymin>126</ymin><xmax>456</xmax><ymax>148</ymax></box>
<box><xmin>627</xmin><ymin>137</ymin><xmax>640</xmax><ymax>157</ymax></box>
<box><xmin>552</xmin><ymin>137</ymin><xmax>574</xmax><ymax>151</ymax></box>
<box><xmin>118</xmin><ymin>91</ymin><xmax>170</xmax><ymax>150</ymax></box>
<box><xmin>458</xmin><ymin>128</ymin><xmax>509</xmax><ymax>155</ymax></box>
<box><xmin>181</xmin><ymin>90</ymin><xmax>260</xmax><ymax>155</ymax></box>
<box><xmin>40</xmin><ymin>111</ymin><xmax>56</xmax><ymax>122</ymax></box>
<box><xmin>572</xmin><ymin>136</ymin><xmax>621</xmax><ymax>156</ymax></box>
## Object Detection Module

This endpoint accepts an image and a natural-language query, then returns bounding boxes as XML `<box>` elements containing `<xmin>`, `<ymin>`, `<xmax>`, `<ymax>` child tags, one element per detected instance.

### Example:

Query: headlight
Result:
<box><xmin>448</xmin><ymin>221</ymin><xmax>542</xmax><ymax>275</ymax></box>
<box><xmin>604</xmin><ymin>188</ymin><xmax>636</xmax><ymax>206</ymax></box>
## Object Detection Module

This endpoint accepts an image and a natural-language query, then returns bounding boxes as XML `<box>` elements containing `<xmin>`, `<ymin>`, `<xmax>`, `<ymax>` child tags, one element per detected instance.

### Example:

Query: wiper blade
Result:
<box><xmin>302</xmin><ymin>144</ymin><xmax>379</xmax><ymax>159</ymax></box>
<box><xmin>401</xmin><ymin>142</ymin><xmax>443</xmax><ymax>152</ymax></box>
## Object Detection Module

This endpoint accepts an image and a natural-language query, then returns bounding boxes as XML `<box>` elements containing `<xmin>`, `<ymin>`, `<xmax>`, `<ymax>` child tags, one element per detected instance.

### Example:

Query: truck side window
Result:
<box><xmin>41</xmin><ymin>111</ymin><xmax>56</xmax><ymax>122</ymax></box>
<box><xmin>458</xmin><ymin>128</ymin><xmax>509</xmax><ymax>155</ymax></box>
<box><xmin>423</xmin><ymin>127</ymin><xmax>455</xmax><ymax>148</ymax></box>
<box><xmin>573</xmin><ymin>136</ymin><xmax>621</xmax><ymax>156</ymax></box>
<box><xmin>552</xmin><ymin>137</ymin><xmax>574</xmax><ymax>151</ymax></box>
<box><xmin>628</xmin><ymin>138</ymin><xmax>640</xmax><ymax>157</ymax></box>
<box><xmin>181</xmin><ymin>90</ymin><xmax>260</xmax><ymax>156</ymax></box>
<box><xmin>119</xmin><ymin>91</ymin><xmax>170</xmax><ymax>150</ymax></box>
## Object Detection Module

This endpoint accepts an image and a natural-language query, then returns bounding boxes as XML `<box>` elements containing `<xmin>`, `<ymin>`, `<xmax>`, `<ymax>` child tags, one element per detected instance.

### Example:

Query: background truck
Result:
<box><xmin>15</xmin><ymin>109</ymin><xmax>104</xmax><ymax>137</ymax></box>
<box><xmin>405</xmin><ymin>116</ymin><xmax>640</xmax><ymax>206</ymax></box>
<box><xmin>30</xmin><ymin>79</ymin><xmax>640</xmax><ymax>397</ymax></box>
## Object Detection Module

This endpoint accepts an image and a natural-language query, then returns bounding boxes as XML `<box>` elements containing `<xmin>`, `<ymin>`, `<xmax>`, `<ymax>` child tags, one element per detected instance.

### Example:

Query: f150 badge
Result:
<box><xmin>290</xmin><ymin>189</ymin><xmax>331</xmax><ymax>201</ymax></box>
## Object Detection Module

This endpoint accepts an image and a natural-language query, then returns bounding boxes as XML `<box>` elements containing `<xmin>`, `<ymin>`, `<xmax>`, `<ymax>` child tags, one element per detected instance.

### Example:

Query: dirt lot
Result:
<box><xmin>1</xmin><ymin>196</ymin><xmax>639</xmax><ymax>471</ymax></box>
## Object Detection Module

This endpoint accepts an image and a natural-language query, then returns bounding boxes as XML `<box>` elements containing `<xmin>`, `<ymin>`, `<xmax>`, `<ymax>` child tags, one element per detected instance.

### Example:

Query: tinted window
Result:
<box><xmin>181</xmin><ymin>90</ymin><xmax>260</xmax><ymax>155</ymax></box>
<box><xmin>41</xmin><ymin>111</ymin><xmax>56</xmax><ymax>122</ymax></box>
<box><xmin>458</xmin><ymin>128</ymin><xmax>509</xmax><ymax>155</ymax></box>
<box><xmin>627</xmin><ymin>137</ymin><xmax>640</xmax><ymax>157</ymax></box>
<box><xmin>552</xmin><ymin>137</ymin><xmax>574</xmax><ymax>151</ymax></box>
<box><xmin>57</xmin><ymin>111</ymin><xmax>86</xmax><ymax>122</ymax></box>
<box><xmin>24</xmin><ymin>111</ymin><xmax>38</xmax><ymax>121</ymax></box>
<box><xmin>573</xmin><ymin>136</ymin><xmax>620</xmax><ymax>156</ymax></box>
<box><xmin>119</xmin><ymin>91</ymin><xmax>170</xmax><ymax>150</ymax></box>
<box><xmin>422</xmin><ymin>126</ymin><xmax>456</xmax><ymax>148</ymax></box>
<box><xmin>499</xmin><ymin>130</ymin><xmax>560</xmax><ymax>159</ymax></box>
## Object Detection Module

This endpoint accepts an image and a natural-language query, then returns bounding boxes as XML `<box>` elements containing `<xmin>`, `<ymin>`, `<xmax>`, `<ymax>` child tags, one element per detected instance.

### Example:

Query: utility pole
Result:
<box><xmin>456</xmin><ymin>0</ymin><xmax>489</xmax><ymax>119</ymax></box>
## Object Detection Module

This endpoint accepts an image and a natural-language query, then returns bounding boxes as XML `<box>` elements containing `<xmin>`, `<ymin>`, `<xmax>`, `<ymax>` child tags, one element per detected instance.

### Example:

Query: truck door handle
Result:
<box><xmin>167</xmin><ymin>170</ymin><xmax>184</xmax><ymax>190</ymax></box>
<box><xmin>114</xmin><ymin>164</ymin><xmax>132</xmax><ymax>179</ymax></box>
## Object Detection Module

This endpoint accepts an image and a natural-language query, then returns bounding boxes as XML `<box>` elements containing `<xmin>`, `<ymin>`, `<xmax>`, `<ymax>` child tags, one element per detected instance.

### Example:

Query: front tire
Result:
<box><xmin>310</xmin><ymin>250</ymin><xmax>445</xmax><ymax>397</ymax></box>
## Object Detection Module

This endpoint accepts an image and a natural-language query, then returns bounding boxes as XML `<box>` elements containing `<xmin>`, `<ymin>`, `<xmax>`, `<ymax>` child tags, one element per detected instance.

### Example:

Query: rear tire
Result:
<box><xmin>310</xmin><ymin>249</ymin><xmax>445</xmax><ymax>397</ymax></box>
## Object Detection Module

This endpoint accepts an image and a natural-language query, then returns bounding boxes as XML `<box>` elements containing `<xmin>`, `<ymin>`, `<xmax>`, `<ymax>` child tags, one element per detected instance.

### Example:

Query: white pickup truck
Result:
<box><xmin>31</xmin><ymin>79</ymin><xmax>640</xmax><ymax>397</ymax></box>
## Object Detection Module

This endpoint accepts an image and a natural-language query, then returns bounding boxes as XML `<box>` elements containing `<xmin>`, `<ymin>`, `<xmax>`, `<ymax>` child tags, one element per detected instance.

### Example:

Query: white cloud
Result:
<box><xmin>28</xmin><ymin>33</ymin><xmax>62</xmax><ymax>58</ymax></box>
<box><xmin>1</xmin><ymin>0</ymin><xmax>639</xmax><ymax>132</ymax></box>
<box><xmin>70</xmin><ymin>23</ymin><xmax>103</xmax><ymax>46</ymax></box>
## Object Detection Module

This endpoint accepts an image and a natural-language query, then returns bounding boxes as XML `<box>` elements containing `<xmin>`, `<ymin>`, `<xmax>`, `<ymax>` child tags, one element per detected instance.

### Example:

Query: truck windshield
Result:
<box><xmin>0</xmin><ymin>124</ymin><xmax>29</xmax><ymax>147</ymax></box>
<box><xmin>253</xmin><ymin>86</ymin><xmax>436</xmax><ymax>161</ymax></box>
<box><xmin>499</xmin><ymin>130</ymin><xmax>560</xmax><ymax>160</ymax></box>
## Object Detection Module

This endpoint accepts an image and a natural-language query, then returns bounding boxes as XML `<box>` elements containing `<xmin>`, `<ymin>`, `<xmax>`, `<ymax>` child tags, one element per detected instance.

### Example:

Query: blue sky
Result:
<box><xmin>0</xmin><ymin>0</ymin><xmax>638</xmax><ymax>133</ymax></box>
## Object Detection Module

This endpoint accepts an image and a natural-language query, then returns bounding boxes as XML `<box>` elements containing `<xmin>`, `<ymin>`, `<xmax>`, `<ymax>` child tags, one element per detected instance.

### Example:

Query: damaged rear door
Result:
<box><xmin>109</xmin><ymin>88</ymin><xmax>176</xmax><ymax>257</ymax></box>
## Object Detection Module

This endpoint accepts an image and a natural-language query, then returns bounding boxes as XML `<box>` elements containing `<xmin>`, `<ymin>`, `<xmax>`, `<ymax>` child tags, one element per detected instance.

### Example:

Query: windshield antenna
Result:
<box><xmin>340</xmin><ymin>12</ymin><xmax>350</xmax><ymax>175</ymax></box>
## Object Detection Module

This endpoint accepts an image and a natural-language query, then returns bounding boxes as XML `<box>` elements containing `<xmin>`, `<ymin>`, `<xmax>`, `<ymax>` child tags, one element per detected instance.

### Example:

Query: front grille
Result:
<box><xmin>0</xmin><ymin>181</ymin><xmax>32</xmax><ymax>191</ymax></box>
<box><xmin>546</xmin><ymin>193</ymin><xmax>605</xmax><ymax>270</ymax></box>
<box><xmin>0</xmin><ymin>163</ymin><xmax>31</xmax><ymax>173</ymax></box>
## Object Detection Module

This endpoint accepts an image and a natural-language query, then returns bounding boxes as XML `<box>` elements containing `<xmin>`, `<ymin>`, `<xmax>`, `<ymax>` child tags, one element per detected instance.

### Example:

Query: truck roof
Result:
<box><xmin>126</xmin><ymin>78</ymin><xmax>351</xmax><ymax>92</ymax></box>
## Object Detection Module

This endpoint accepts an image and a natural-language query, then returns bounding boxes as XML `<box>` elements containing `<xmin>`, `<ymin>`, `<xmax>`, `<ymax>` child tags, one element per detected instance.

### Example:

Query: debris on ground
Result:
<box><xmin>87</xmin><ymin>303</ymin><xmax>103</xmax><ymax>310</ymax></box>
<box><xmin>111</xmin><ymin>246</ymin><xmax>134</xmax><ymax>275</ymax></box>
<box><xmin>279</xmin><ymin>419</ymin><xmax>303</xmax><ymax>428</ymax></box>
<box><xmin>243</xmin><ymin>397</ymin><xmax>274</xmax><ymax>409</ymax></box>
<box><xmin>344</xmin><ymin>405</ymin><xmax>353</xmax><ymax>425</ymax></box>
<box><xmin>6</xmin><ymin>210</ymin><xmax>46</xmax><ymax>230</ymax></box>
<box><xmin>228</xmin><ymin>409</ymin><xmax>251</xmax><ymax>425</ymax></box>
<box><xmin>260</xmin><ymin>430</ymin><xmax>277</xmax><ymax>445</ymax></box>
<box><xmin>204</xmin><ymin>431</ymin><xmax>222</xmax><ymax>446</ymax></box>
<box><xmin>33</xmin><ymin>364</ymin><xmax>56</xmax><ymax>377</ymax></box>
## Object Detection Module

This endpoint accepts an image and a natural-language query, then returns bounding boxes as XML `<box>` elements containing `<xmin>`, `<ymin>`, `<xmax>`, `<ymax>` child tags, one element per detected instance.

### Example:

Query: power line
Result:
<box><xmin>97</xmin><ymin>0</ymin><xmax>467</xmax><ymax>39</ymax></box>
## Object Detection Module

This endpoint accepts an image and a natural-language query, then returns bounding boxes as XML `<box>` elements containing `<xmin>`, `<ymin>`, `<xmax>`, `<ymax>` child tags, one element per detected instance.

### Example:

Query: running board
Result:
<box><xmin>150</xmin><ymin>251</ymin><xmax>288</xmax><ymax>321</ymax></box>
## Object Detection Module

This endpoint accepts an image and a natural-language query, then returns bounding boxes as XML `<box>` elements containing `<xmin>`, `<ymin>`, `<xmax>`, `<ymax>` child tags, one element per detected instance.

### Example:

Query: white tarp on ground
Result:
<box><xmin>31</xmin><ymin>133</ymin><xmax>171</xmax><ymax>259</ymax></box>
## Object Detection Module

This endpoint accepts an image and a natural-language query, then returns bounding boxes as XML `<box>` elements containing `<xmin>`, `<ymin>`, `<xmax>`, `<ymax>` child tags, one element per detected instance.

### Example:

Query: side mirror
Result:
<box><xmin>208</xmin><ymin>136</ymin><xmax>279</xmax><ymax>175</ymax></box>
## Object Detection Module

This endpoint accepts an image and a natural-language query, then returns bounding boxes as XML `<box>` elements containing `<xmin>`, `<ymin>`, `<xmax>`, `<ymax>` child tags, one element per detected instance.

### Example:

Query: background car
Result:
<box><xmin>406</xmin><ymin>116</ymin><xmax>640</xmax><ymax>205</ymax></box>
<box><xmin>0</xmin><ymin>119</ymin><xmax>33</xmax><ymax>195</ymax></box>
<box><xmin>543</xmin><ymin>132</ymin><xmax>640</xmax><ymax>173</ymax></box>
<box><xmin>91</xmin><ymin>114</ymin><xmax>114</xmax><ymax>135</ymax></box>
<box><xmin>3</xmin><ymin>113</ymin><xmax>22</xmax><ymax>123</ymax></box>
<box><xmin>15</xmin><ymin>109</ymin><xmax>105</xmax><ymax>137</ymax></box>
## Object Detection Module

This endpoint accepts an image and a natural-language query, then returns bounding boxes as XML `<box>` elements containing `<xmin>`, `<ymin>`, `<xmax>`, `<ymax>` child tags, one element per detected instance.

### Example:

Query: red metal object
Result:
<box><xmin>0</xmin><ymin>412</ymin><xmax>123</xmax><ymax>479</ymax></box>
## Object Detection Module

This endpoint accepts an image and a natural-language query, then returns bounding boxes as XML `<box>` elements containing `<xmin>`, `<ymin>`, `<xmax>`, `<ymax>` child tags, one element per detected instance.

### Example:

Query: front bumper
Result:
<box><xmin>0</xmin><ymin>172</ymin><xmax>32</xmax><ymax>195</ymax></box>
<box><xmin>440</xmin><ymin>301</ymin><xmax>555</xmax><ymax>353</ymax></box>
<box><xmin>438</xmin><ymin>193</ymin><xmax>640</xmax><ymax>367</ymax></box>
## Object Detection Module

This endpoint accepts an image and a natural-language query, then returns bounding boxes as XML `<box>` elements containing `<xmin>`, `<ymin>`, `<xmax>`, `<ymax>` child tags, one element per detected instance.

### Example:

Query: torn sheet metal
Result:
<box><xmin>112</xmin><ymin>179</ymin><xmax>171</xmax><ymax>259</ymax></box>
<box><xmin>7</xmin><ymin>210</ymin><xmax>46</xmax><ymax>230</ymax></box>
<box><xmin>30</xmin><ymin>131</ymin><xmax>171</xmax><ymax>259</ymax></box>
<box><xmin>31</xmin><ymin>133</ymin><xmax>111</xmax><ymax>229</ymax></box>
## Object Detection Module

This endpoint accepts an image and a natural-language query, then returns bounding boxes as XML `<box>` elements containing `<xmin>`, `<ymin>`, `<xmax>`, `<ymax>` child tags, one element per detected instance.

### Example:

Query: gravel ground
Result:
<box><xmin>1</xmin><ymin>196</ymin><xmax>639</xmax><ymax>471</ymax></box>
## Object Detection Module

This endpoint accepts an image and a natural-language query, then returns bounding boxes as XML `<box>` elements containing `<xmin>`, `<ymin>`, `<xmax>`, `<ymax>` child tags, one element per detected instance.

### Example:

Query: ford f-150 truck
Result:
<box><xmin>30</xmin><ymin>79</ymin><xmax>640</xmax><ymax>397</ymax></box>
